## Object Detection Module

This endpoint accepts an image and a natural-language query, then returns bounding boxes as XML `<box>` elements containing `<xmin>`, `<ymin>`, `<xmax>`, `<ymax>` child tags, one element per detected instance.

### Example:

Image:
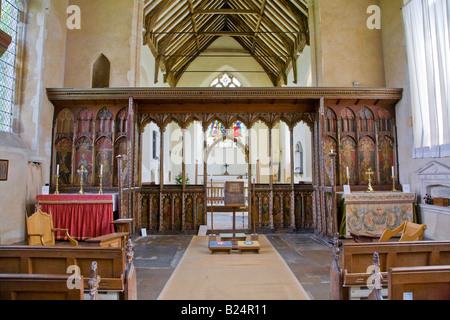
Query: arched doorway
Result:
<box><xmin>205</xmin><ymin>120</ymin><xmax>249</xmax><ymax>231</ymax></box>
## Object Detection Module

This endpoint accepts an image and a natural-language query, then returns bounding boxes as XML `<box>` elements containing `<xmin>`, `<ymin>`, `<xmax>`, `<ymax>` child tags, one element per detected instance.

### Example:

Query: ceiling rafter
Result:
<box><xmin>144</xmin><ymin>0</ymin><xmax>309</xmax><ymax>87</ymax></box>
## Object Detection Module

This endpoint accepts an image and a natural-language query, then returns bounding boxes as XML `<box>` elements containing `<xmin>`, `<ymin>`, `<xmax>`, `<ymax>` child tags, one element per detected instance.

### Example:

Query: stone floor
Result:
<box><xmin>134</xmin><ymin>232</ymin><xmax>335</xmax><ymax>300</ymax></box>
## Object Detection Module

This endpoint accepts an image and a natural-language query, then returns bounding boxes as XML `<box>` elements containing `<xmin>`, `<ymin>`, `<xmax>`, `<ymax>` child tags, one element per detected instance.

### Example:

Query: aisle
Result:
<box><xmin>157</xmin><ymin>235</ymin><xmax>310</xmax><ymax>300</ymax></box>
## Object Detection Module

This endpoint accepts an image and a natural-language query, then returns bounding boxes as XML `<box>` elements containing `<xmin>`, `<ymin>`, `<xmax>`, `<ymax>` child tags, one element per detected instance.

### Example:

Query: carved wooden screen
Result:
<box><xmin>75</xmin><ymin>109</ymin><xmax>95</xmax><ymax>185</ymax></box>
<box><xmin>54</xmin><ymin>109</ymin><xmax>74</xmax><ymax>185</ymax></box>
<box><xmin>95</xmin><ymin>108</ymin><xmax>114</xmax><ymax>186</ymax></box>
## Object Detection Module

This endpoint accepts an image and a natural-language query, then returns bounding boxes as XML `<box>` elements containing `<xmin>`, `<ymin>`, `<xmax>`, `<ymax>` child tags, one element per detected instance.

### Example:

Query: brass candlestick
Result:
<box><xmin>391</xmin><ymin>175</ymin><xmax>397</xmax><ymax>192</ymax></box>
<box><xmin>98</xmin><ymin>173</ymin><xmax>104</xmax><ymax>195</ymax></box>
<box><xmin>365</xmin><ymin>168</ymin><xmax>375</xmax><ymax>193</ymax></box>
<box><xmin>54</xmin><ymin>174</ymin><xmax>60</xmax><ymax>195</ymax></box>
<box><xmin>78</xmin><ymin>165</ymin><xmax>87</xmax><ymax>194</ymax></box>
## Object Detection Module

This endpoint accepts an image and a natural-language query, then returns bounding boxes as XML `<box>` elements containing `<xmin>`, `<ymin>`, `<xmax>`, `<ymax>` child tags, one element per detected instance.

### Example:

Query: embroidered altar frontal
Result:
<box><xmin>344</xmin><ymin>192</ymin><xmax>416</xmax><ymax>237</ymax></box>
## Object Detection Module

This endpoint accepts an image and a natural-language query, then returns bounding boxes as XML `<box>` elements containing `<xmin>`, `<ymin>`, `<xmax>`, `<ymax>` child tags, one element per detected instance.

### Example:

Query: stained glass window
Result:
<box><xmin>207</xmin><ymin>120</ymin><xmax>246</xmax><ymax>148</ymax></box>
<box><xmin>210</xmin><ymin>73</ymin><xmax>242</xmax><ymax>88</ymax></box>
<box><xmin>0</xmin><ymin>0</ymin><xmax>19</xmax><ymax>132</ymax></box>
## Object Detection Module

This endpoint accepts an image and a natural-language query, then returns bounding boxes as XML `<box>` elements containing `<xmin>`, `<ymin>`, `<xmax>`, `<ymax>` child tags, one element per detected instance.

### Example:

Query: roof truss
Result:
<box><xmin>143</xmin><ymin>0</ymin><xmax>309</xmax><ymax>87</ymax></box>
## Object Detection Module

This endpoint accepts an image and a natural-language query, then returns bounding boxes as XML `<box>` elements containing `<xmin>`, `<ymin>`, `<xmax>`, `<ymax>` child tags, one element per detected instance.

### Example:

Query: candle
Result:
<box><xmin>330</xmin><ymin>148</ymin><xmax>333</xmax><ymax>154</ymax></box>
<box><xmin>100</xmin><ymin>164</ymin><xmax>103</xmax><ymax>175</ymax></box>
<box><xmin>56</xmin><ymin>164</ymin><xmax>59</xmax><ymax>175</ymax></box>
<box><xmin>391</xmin><ymin>166</ymin><xmax>394</xmax><ymax>177</ymax></box>
<box><xmin>346</xmin><ymin>166</ymin><xmax>349</xmax><ymax>178</ymax></box>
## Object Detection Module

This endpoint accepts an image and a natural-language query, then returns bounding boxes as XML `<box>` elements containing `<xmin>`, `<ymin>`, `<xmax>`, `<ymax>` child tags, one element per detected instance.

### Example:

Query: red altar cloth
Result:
<box><xmin>36</xmin><ymin>194</ymin><xmax>115</xmax><ymax>241</ymax></box>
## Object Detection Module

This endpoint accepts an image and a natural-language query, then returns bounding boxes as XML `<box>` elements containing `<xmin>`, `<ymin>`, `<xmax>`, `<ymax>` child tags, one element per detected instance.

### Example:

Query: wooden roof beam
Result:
<box><xmin>194</xmin><ymin>9</ymin><xmax>260</xmax><ymax>15</ymax></box>
<box><xmin>143</xmin><ymin>0</ymin><xmax>178</xmax><ymax>45</ymax></box>
<box><xmin>186</xmin><ymin>0</ymin><xmax>201</xmax><ymax>52</ymax></box>
<box><xmin>251</xmin><ymin>0</ymin><xmax>267</xmax><ymax>54</ymax></box>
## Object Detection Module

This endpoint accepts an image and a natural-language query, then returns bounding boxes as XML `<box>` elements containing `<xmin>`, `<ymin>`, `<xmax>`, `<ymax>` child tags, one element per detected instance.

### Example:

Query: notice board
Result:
<box><xmin>224</xmin><ymin>181</ymin><xmax>245</xmax><ymax>206</ymax></box>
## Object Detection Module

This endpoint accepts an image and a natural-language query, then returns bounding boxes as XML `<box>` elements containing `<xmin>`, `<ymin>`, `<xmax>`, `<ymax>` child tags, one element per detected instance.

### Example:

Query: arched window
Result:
<box><xmin>0</xmin><ymin>0</ymin><xmax>20</xmax><ymax>132</ymax></box>
<box><xmin>210</xmin><ymin>73</ymin><xmax>241</xmax><ymax>88</ymax></box>
<box><xmin>92</xmin><ymin>54</ymin><xmax>110</xmax><ymax>88</ymax></box>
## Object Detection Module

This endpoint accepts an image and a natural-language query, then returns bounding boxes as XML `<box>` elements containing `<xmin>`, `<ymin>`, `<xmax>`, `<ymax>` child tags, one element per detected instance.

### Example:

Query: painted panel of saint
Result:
<box><xmin>339</xmin><ymin>136</ymin><xmax>357</xmax><ymax>185</ymax></box>
<box><xmin>283</xmin><ymin>194</ymin><xmax>291</xmax><ymax>227</ymax></box>
<box><xmin>294</xmin><ymin>195</ymin><xmax>302</xmax><ymax>228</ymax></box>
<box><xmin>75</xmin><ymin>136</ymin><xmax>93</xmax><ymax>185</ymax></box>
<box><xmin>114</xmin><ymin>137</ymin><xmax>128</xmax><ymax>186</ymax></box>
<box><xmin>324</xmin><ymin>136</ymin><xmax>337</xmax><ymax>186</ymax></box>
<box><xmin>95</xmin><ymin>137</ymin><xmax>113</xmax><ymax>186</ymax></box>
<box><xmin>162</xmin><ymin>196</ymin><xmax>172</xmax><ymax>230</ymax></box>
<box><xmin>173</xmin><ymin>196</ymin><xmax>182</xmax><ymax>230</ymax></box>
<box><xmin>150</xmin><ymin>196</ymin><xmax>159</xmax><ymax>230</ymax></box>
<box><xmin>378</xmin><ymin>135</ymin><xmax>394</xmax><ymax>184</ymax></box>
<box><xmin>358</xmin><ymin>136</ymin><xmax>376</xmax><ymax>185</ymax></box>
<box><xmin>141</xmin><ymin>196</ymin><xmax>149</xmax><ymax>227</ymax></box>
<box><xmin>261</xmin><ymin>195</ymin><xmax>270</xmax><ymax>227</ymax></box>
<box><xmin>196</xmin><ymin>195</ymin><xmax>204</xmax><ymax>225</ymax></box>
<box><xmin>273</xmin><ymin>194</ymin><xmax>281</xmax><ymax>228</ymax></box>
<box><xmin>55</xmin><ymin>138</ymin><xmax>73</xmax><ymax>185</ymax></box>
<box><xmin>185</xmin><ymin>195</ymin><xmax>194</xmax><ymax>230</ymax></box>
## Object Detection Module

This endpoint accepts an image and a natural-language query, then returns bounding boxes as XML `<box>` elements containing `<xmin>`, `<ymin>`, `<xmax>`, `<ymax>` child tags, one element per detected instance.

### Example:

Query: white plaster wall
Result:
<box><xmin>380</xmin><ymin>0</ymin><xmax>450</xmax><ymax>240</ymax></box>
<box><xmin>309</xmin><ymin>0</ymin><xmax>386</xmax><ymax>87</ymax></box>
<box><xmin>64</xmin><ymin>0</ymin><xmax>141</xmax><ymax>88</ymax></box>
<box><xmin>0</xmin><ymin>0</ymin><xmax>68</xmax><ymax>244</ymax></box>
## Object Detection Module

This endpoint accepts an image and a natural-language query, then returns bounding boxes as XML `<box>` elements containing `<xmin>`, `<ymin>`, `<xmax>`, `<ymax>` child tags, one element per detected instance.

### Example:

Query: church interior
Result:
<box><xmin>0</xmin><ymin>0</ymin><xmax>450</xmax><ymax>302</ymax></box>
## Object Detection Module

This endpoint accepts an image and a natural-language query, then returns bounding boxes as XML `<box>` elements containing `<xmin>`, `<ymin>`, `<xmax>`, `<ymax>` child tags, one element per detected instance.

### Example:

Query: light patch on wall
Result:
<box><xmin>407</xmin><ymin>116</ymin><xmax>413</xmax><ymax>127</ymax></box>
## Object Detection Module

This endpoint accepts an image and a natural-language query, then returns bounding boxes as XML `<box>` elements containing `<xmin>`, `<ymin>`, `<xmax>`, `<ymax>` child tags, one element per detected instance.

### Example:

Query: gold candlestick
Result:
<box><xmin>98</xmin><ymin>173</ymin><xmax>103</xmax><ymax>195</ymax></box>
<box><xmin>54</xmin><ymin>174</ymin><xmax>60</xmax><ymax>195</ymax></box>
<box><xmin>78</xmin><ymin>165</ymin><xmax>87</xmax><ymax>195</ymax></box>
<box><xmin>365</xmin><ymin>168</ymin><xmax>375</xmax><ymax>193</ymax></box>
<box><xmin>391</xmin><ymin>175</ymin><xmax>397</xmax><ymax>192</ymax></box>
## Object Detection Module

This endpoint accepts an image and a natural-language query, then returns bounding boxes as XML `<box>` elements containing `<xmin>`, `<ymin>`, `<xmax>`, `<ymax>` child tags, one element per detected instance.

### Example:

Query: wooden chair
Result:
<box><xmin>379</xmin><ymin>221</ymin><xmax>427</xmax><ymax>242</ymax></box>
<box><xmin>26</xmin><ymin>209</ymin><xmax>78</xmax><ymax>246</ymax></box>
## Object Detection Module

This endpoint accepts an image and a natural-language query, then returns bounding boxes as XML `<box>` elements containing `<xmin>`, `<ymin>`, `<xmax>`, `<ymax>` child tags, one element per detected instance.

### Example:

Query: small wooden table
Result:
<box><xmin>220</xmin><ymin>233</ymin><xmax>247</xmax><ymax>241</ymax></box>
<box><xmin>84</xmin><ymin>232</ymin><xmax>129</xmax><ymax>248</ymax></box>
<box><xmin>111</xmin><ymin>218</ymin><xmax>133</xmax><ymax>234</ymax></box>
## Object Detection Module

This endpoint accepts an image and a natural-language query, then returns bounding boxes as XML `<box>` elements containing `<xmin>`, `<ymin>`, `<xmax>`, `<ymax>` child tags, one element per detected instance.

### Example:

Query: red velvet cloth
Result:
<box><xmin>36</xmin><ymin>194</ymin><xmax>115</xmax><ymax>241</ymax></box>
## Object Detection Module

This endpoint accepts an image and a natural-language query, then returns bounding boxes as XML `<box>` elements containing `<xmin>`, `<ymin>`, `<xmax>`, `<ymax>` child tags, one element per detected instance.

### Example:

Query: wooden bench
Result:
<box><xmin>388</xmin><ymin>265</ymin><xmax>450</xmax><ymax>300</ymax></box>
<box><xmin>237</xmin><ymin>241</ymin><xmax>260</xmax><ymax>254</ymax></box>
<box><xmin>0</xmin><ymin>274</ymin><xmax>85</xmax><ymax>300</ymax></box>
<box><xmin>0</xmin><ymin>261</ymin><xmax>101</xmax><ymax>300</ymax></box>
<box><xmin>209</xmin><ymin>241</ymin><xmax>233</xmax><ymax>254</ymax></box>
<box><xmin>0</xmin><ymin>240</ymin><xmax>136</xmax><ymax>300</ymax></box>
<box><xmin>329</xmin><ymin>233</ymin><xmax>450</xmax><ymax>299</ymax></box>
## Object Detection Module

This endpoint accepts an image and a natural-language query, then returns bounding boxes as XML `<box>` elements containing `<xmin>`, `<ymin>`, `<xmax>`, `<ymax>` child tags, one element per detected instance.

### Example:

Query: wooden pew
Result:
<box><xmin>0</xmin><ymin>274</ymin><xmax>85</xmax><ymax>300</ymax></box>
<box><xmin>330</xmin><ymin>233</ymin><xmax>450</xmax><ymax>300</ymax></box>
<box><xmin>0</xmin><ymin>240</ymin><xmax>136</xmax><ymax>300</ymax></box>
<box><xmin>388</xmin><ymin>265</ymin><xmax>450</xmax><ymax>300</ymax></box>
<box><xmin>0</xmin><ymin>261</ymin><xmax>100</xmax><ymax>300</ymax></box>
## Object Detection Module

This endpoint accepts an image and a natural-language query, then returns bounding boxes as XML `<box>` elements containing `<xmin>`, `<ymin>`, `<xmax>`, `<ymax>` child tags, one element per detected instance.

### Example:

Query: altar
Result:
<box><xmin>341</xmin><ymin>192</ymin><xmax>417</xmax><ymax>238</ymax></box>
<box><xmin>36</xmin><ymin>194</ymin><xmax>116</xmax><ymax>240</ymax></box>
